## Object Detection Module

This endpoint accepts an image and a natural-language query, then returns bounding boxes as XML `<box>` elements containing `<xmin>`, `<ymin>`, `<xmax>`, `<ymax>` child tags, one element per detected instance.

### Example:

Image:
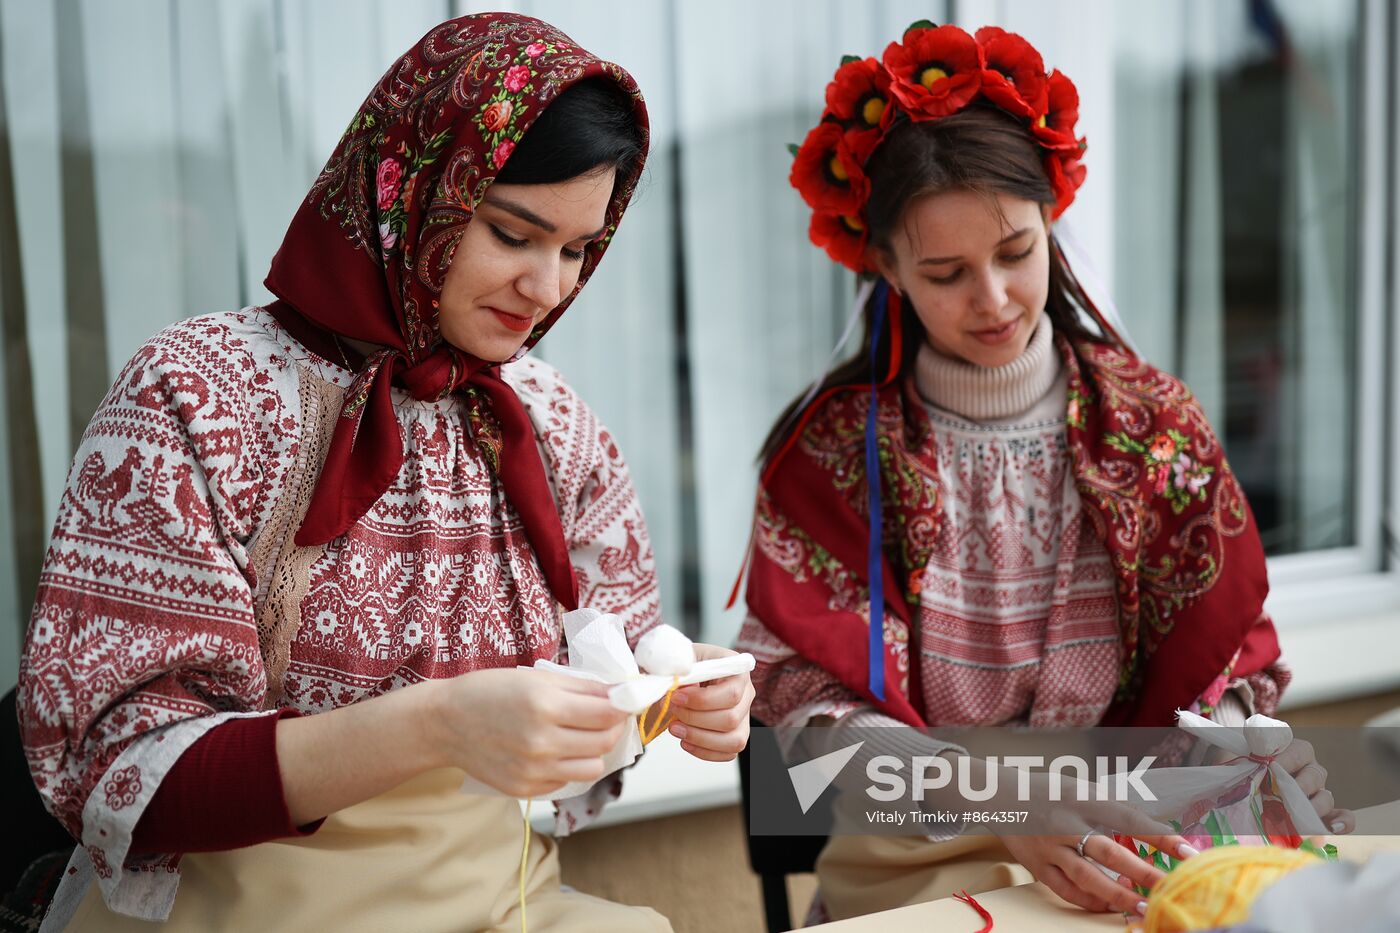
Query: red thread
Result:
<box><xmin>953</xmin><ymin>889</ymin><xmax>993</xmax><ymax>931</ymax></box>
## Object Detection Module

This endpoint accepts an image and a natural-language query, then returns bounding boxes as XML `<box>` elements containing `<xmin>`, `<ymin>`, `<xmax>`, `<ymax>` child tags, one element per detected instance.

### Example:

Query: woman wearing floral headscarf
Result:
<box><xmin>18</xmin><ymin>14</ymin><xmax>750</xmax><ymax>930</ymax></box>
<box><xmin>738</xmin><ymin>21</ymin><xmax>1342</xmax><ymax>923</ymax></box>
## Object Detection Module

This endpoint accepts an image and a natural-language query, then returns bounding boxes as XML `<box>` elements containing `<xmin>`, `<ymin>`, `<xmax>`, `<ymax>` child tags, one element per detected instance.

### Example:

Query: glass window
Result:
<box><xmin>1113</xmin><ymin>0</ymin><xmax>1364</xmax><ymax>558</ymax></box>
<box><xmin>0</xmin><ymin>0</ymin><xmax>1393</xmax><ymax>693</ymax></box>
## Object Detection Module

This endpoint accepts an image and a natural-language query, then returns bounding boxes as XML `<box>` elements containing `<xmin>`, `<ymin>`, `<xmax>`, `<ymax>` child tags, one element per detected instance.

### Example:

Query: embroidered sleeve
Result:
<box><xmin>567</xmin><ymin>418</ymin><xmax>662</xmax><ymax>648</ymax></box>
<box><xmin>506</xmin><ymin>359</ymin><xmax>663</xmax><ymax>835</ymax></box>
<box><xmin>1190</xmin><ymin>614</ymin><xmax>1291</xmax><ymax>722</ymax></box>
<box><xmin>1237</xmin><ymin>664</ymin><xmax>1290</xmax><ymax>718</ymax></box>
<box><xmin>554</xmin><ymin>405</ymin><xmax>664</xmax><ymax>834</ymax></box>
<box><xmin>17</xmin><ymin>318</ymin><xmax>282</xmax><ymax>919</ymax></box>
<box><xmin>507</xmin><ymin>359</ymin><xmax>662</xmax><ymax>648</ymax></box>
<box><xmin>737</xmin><ymin>613</ymin><xmax>865</xmax><ymax>729</ymax></box>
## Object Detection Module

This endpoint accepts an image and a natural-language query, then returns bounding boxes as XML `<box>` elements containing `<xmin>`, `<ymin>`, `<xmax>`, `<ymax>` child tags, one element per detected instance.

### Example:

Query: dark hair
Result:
<box><xmin>759</xmin><ymin>105</ymin><xmax>1111</xmax><ymax>465</ymax></box>
<box><xmin>495</xmin><ymin>78</ymin><xmax>645</xmax><ymax>186</ymax></box>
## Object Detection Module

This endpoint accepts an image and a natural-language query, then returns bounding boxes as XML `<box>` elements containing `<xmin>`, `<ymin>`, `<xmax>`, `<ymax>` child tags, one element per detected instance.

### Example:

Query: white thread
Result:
<box><xmin>773</xmin><ymin>278</ymin><xmax>876</xmax><ymax>443</ymax></box>
<box><xmin>1053</xmin><ymin>221</ymin><xmax>1142</xmax><ymax>356</ymax></box>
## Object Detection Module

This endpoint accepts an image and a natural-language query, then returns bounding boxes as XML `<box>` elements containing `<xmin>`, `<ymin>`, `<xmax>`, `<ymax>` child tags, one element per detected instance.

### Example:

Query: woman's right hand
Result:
<box><xmin>425</xmin><ymin>668</ymin><xmax>631</xmax><ymax>799</ymax></box>
<box><xmin>976</xmin><ymin>761</ymin><xmax>1196</xmax><ymax>916</ymax></box>
<box><xmin>1000</xmin><ymin>826</ymin><xmax>1190</xmax><ymax>916</ymax></box>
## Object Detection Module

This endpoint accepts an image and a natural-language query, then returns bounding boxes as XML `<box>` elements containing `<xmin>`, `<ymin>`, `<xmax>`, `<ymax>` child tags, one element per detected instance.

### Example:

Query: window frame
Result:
<box><xmin>1269</xmin><ymin>0</ymin><xmax>1400</xmax><ymax>708</ymax></box>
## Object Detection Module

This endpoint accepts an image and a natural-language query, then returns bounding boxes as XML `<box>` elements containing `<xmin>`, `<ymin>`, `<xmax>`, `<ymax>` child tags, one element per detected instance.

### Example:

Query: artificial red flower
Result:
<box><xmin>883</xmin><ymin>25</ymin><xmax>983</xmax><ymax>120</ymax></box>
<box><xmin>1032</xmin><ymin>69</ymin><xmax>1081</xmax><ymax>150</ymax></box>
<box><xmin>790</xmin><ymin>121</ymin><xmax>871</xmax><ymax>215</ymax></box>
<box><xmin>809</xmin><ymin>211</ymin><xmax>870</xmax><ymax>272</ymax></box>
<box><xmin>826</xmin><ymin>57</ymin><xmax>894</xmax><ymax>132</ymax></box>
<box><xmin>975</xmin><ymin>27</ymin><xmax>1048</xmax><ymax>120</ymax></box>
<box><xmin>843</xmin><ymin>121</ymin><xmax>882</xmax><ymax>165</ymax></box>
<box><xmin>1044</xmin><ymin>149</ymin><xmax>1086</xmax><ymax>217</ymax></box>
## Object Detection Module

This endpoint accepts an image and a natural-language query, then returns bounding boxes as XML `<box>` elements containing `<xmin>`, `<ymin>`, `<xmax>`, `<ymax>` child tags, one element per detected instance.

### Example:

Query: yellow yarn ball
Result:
<box><xmin>1143</xmin><ymin>844</ymin><xmax>1321</xmax><ymax>933</ymax></box>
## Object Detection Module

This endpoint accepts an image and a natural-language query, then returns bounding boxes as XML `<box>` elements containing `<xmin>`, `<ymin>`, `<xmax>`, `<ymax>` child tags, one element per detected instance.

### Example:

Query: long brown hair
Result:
<box><xmin>759</xmin><ymin>105</ymin><xmax>1113</xmax><ymax>464</ymax></box>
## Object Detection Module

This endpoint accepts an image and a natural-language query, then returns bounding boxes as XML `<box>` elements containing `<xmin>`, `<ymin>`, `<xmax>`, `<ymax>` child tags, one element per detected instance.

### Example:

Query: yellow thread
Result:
<box><xmin>519</xmin><ymin>799</ymin><xmax>532</xmax><ymax>933</ymax></box>
<box><xmin>1142</xmin><ymin>844</ymin><xmax>1320</xmax><ymax>933</ymax></box>
<box><xmin>638</xmin><ymin>676</ymin><xmax>682</xmax><ymax>745</ymax></box>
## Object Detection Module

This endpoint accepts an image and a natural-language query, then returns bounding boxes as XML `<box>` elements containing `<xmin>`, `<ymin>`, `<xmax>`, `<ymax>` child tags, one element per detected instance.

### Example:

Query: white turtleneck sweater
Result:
<box><xmin>913</xmin><ymin>312</ymin><xmax>1064</xmax><ymax>423</ymax></box>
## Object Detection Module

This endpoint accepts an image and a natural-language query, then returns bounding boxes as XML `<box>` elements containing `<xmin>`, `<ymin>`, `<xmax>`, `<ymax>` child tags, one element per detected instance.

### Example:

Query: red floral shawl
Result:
<box><xmin>745</xmin><ymin>336</ymin><xmax>1278</xmax><ymax>727</ymax></box>
<box><xmin>264</xmin><ymin>14</ymin><xmax>648</xmax><ymax>611</ymax></box>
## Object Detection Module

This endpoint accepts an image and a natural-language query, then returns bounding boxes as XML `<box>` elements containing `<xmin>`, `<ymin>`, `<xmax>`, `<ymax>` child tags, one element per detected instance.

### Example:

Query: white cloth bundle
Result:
<box><xmin>1247</xmin><ymin>851</ymin><xmax>1400</xmax><ymax>930</ymax></box>
<box><xmin>460</xmin><ymin>608</ymin><xmax>755</xmax><ymax>801</ymax></box>
<box><xmin>1100</xmin><ymin>710</ymin><xmax>1328</xmax><ymax>838</ymax></box>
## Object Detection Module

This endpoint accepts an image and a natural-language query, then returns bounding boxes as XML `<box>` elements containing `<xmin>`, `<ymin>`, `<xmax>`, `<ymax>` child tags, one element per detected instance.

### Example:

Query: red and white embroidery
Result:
<box><xmin>18</xmin><ymin>308</ymin><xmax>660</xmax><ymax>919</ymax></box>
<box><xmin>102</xmin><ymin>766</ymin><xmax>143</xmax><ymax>811</ymax></box>
<box><xmin>915</xmin><ymin>406</ymin><xmax>1119</xmax><ymax>727</ymax></box>
<box><xmin>741</xmin><ymin>393</ymin><xmax>1118</xmax><ymax>730</ymax></box>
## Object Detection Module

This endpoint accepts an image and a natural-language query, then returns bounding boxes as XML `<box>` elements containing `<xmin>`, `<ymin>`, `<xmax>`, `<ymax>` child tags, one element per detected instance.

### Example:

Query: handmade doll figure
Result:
<box><xmin>19</xmin><ymin>13</ymin><xmax>752</xmax><ymax>931</ymax></box>
<box><xmin>738</xmin><ymin>21</ymin><xmax>1344</xmax><ymax>923</ymax></box>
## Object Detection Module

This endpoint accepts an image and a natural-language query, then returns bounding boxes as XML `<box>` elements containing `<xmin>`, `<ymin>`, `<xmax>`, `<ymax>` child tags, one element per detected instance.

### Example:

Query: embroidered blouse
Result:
<box><xmin>18</xmin><ymin>307</ymin><xmax>661</xmax><ymax>919</ymax></box>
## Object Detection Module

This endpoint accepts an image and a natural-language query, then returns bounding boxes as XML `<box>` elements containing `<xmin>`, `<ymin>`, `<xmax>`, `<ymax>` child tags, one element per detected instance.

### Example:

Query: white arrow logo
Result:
<box><xmin>787</xmin><ymin>741</ymin><xmax>864</xmax><ymax>814</ymax></box>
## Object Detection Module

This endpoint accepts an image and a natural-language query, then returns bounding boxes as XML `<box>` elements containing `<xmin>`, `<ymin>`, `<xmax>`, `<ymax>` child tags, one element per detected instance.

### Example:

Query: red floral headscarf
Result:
<box><xmin>746</xmin><ymin>337</ymin><xmax>1278</xmax><ymax>728</ymax></box>
<box><xmin>265</xmin><ymin>14</ymin><xmax>648</xmax><ymax>611</ymax></box>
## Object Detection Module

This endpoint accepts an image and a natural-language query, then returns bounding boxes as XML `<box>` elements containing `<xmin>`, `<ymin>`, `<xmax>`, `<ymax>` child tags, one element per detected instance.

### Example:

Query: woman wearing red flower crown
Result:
<box><xmin>742</xmin><ymin>20</ymin><xmax>1345</xmax><ymax>923</ymax></box>
<box><xmin>16</xmin><ymin>13</ymin><xmax>754</xmax><ymax>931</ymax></box>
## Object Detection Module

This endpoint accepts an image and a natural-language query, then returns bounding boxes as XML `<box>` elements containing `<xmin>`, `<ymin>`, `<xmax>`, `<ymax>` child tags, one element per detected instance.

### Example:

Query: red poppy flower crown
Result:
<box><xmin>791</xmin><ymin>21</ymin><xmax>1087</xmax><ymax>273</ymax></box>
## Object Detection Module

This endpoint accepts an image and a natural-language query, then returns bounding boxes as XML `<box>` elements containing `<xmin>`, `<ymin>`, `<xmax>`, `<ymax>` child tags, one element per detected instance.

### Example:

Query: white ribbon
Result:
<box><xmin>1101</xmin><ymin>710</ymin><xmax>1328</xmax><ymax>838</ymax></box>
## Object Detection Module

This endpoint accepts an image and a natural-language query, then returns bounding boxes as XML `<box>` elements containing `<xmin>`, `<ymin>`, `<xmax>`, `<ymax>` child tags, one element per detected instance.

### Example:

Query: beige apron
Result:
<box><xmin>815</xmin><ymin>792</ymin><xmax>1034</xmax><ymax>922</ymax></box>
<box><xmin>63</xmin><ymin>768</ymin><xmax>669</xmax><ymax>932</ymax></box>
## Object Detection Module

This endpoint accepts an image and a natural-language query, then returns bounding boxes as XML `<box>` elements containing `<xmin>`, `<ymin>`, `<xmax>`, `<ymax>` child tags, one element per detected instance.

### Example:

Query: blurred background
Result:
<box><xmin>1</xmin><ymin>0</ymin><xmax>1398</xmax><ymax>925</ymax></box>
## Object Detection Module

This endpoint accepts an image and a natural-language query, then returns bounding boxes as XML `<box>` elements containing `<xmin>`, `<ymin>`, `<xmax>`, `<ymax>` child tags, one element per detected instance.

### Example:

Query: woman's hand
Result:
<box><xmin>665</xmin><ymin>643</ymin><xmax>755</xmax><ymax>762</ymax></box>
<box><xmin>981</xmin><ymin>763</ymin><xmax>1196</xmax><ymax>916</ymax></box>
<box><xmin>1275</xmin><ymin>737</ymin><xmax>1354</xmax><ymax>834</ymax></box>
<box><xmin>426</xmin><ymin>667</ymin><xmax>630</xmax><ymax>799</ymax></box>
<box><xmin>1000</xmin><ymin>829</ymin><xmax>1190</xmax><ymax>916</ymax></box>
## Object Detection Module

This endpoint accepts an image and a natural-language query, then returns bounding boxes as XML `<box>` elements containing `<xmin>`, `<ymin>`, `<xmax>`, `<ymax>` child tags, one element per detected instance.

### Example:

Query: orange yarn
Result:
<box><xmin>638</xmin><ymin>676</ymin><xmax>682</xmax><ymax>745</ymax></box>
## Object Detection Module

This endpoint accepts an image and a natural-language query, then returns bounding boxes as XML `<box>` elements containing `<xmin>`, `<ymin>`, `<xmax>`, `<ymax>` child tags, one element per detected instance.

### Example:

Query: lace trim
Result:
<box><xmin>251</xmin><ymin>367</ymin><xmax>342</xmax><ymax>707</ymax></box>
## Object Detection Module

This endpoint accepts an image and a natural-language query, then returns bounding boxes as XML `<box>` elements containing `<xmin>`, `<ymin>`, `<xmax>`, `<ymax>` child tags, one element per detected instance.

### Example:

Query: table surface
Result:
<box><xmin>808</xmin><ymin>802</ymin><xmax>1400</xmax><ymax>931</ymax></box>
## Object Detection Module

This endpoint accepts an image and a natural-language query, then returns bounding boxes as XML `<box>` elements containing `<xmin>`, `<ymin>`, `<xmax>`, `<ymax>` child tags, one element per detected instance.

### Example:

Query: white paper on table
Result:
<box><xmin>459</xmin><ymin>608</ymin><xmax>755</xmax><ymax>803</ymax></box>
<box><xmin>1096</xmin><ymin>710</ymin><xmax>1328</xmax><ymax>837</ymax></box>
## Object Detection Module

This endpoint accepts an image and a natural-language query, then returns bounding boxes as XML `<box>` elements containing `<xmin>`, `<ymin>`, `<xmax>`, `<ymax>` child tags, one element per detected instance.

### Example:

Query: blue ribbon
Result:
<box><xmin>865</xmin><ymin>283</ymin><xmax>887</xmax><ymax>701</ymax></box>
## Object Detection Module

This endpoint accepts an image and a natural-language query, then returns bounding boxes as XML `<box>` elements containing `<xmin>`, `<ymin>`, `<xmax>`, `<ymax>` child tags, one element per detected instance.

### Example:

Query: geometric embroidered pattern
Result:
<box><xmin>19</xmin><ymin>308</ymin><xmax>661</xmax><ymax>885</ymax></box>
<box><xmin>745</xmin><ymin>390</ymin><xmax>1119</xmax><ymax>730</ymax></box>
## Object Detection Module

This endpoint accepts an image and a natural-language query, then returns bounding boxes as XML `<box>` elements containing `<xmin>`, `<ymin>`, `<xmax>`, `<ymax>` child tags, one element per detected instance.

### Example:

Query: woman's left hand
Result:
<box><xmin>664</xmin><ymin>643</ymin><xmax>754</xmax><ymax>761</ymax></box>
<box><xmin>1276</xmin><ymin>737</ymin><xmax>1354</xmax><ymax>835</ymax></box>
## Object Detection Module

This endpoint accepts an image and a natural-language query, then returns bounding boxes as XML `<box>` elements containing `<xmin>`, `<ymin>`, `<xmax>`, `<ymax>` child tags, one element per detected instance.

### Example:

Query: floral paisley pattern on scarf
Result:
<box><xmin>745</xmin><ymin>335</ymin><xmax>1275</xmax><ymax>728</ymax></box>
<box><xmin>264</xmin><ymin>14</ymin><xmax>649</xmax><ymax>612</ymax></box>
